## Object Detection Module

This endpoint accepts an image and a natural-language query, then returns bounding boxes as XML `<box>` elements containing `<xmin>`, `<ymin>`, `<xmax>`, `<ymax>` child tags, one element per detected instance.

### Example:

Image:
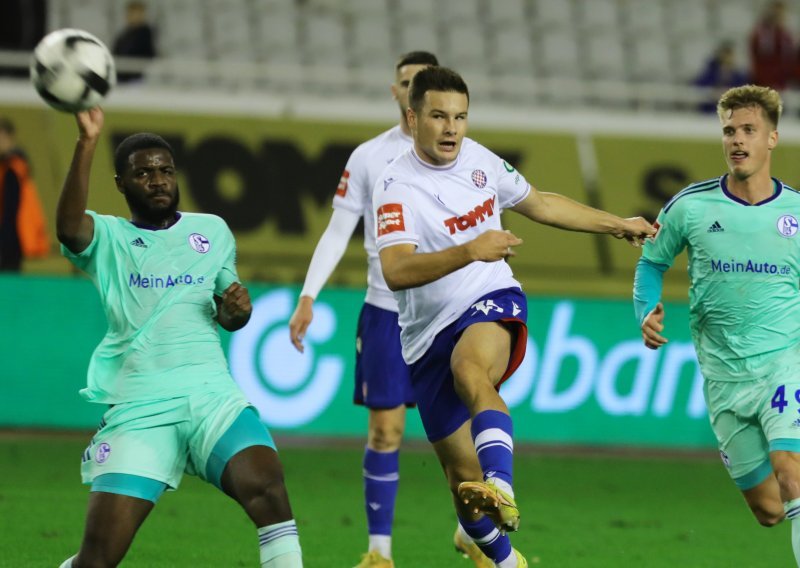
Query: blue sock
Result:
<box><xmin>363</xmin><ymin>448</ymin><xmax>399</xmax><ymax>537</ymax></box>
<box><xmin>458</xmin><ymin>514</ymin><xmax>512</xmax><ymax>563</ymax></box>
<box><xmin>471</xmin><ymin>410</ymin><xmax>514</xmax><ymax>488</ymax></box>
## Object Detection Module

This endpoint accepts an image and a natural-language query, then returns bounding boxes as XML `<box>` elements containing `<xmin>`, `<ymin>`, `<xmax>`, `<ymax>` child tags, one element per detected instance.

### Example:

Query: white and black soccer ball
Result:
<box><xmin>30</xmin><ymin>28</ymin><xmax>116</xmax><ymax>113</ymax></box>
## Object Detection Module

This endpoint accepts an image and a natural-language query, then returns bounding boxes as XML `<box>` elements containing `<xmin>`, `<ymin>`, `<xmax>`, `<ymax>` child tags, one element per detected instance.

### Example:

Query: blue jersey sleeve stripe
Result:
<box><xmin>663</xmin><ymin>182</ymin><xmax>718</xmax><ymax>214</ymax></box>
<box><xmin>663</xmin><ymin>177</ymin><xmax>718</xmax><ymax>204</ymax></box>
<box><xmin>662</xmin><ymin>178</ymin><xmax>718</xmax><ymax>211</ymax></box>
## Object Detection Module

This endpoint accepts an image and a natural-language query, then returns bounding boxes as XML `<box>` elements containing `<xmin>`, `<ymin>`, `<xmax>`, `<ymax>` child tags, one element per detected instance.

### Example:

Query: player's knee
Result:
<box><xmin>450</xmin><ymin>355</ymin><xmax>481</xmax><ymax>385</ymax></box>
<box><xmin>451</xmin><ymin>359</ymin><xmax>492</xmax><ymax>401</ymax></box>
<box><xmin>747</xmin><ymin>500</ymin><xmax>784</xmax><ymax>527</ymax></box>
<box><xmin>753</xmin><ymin>508</ymin><xmax>784</xmax><ymax>527</ymax></box>
<box><xmin>368</xmin><ymin>422</ymin><xmax>403</xmax><ymax>451</ymax></box>
<box><xmin>249</xmin><ymin>475</ymin><xmax>291</xmax><ymax>511</ymax></box>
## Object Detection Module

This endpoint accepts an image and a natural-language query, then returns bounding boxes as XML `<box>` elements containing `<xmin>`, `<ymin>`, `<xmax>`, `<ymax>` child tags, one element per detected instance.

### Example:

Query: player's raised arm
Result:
<box><xmin>379</xmin><ymin>229</ymin><xmax>522</xmax><ymax>291</ymax></box>
<box><xmin>510</xmin><ymin>186</ymin><xmax>654</xmax><ymax>246</ymax></box>
<box><xmin>56</xmin><ymin>108</ymin><xmax>102</xmax><ymax>253</ymax></box>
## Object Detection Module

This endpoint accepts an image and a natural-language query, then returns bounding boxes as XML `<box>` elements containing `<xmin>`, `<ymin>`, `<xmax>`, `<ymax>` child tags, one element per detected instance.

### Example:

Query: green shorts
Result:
<box><xmin>705</xmin><ymin>358</ymin><xmax>800</xmax><ymax>490</ymax></box>
<box><xmin>81</xmin><ymin>389</ymin><xmax>266</xmax><ymax>490</ymax></box>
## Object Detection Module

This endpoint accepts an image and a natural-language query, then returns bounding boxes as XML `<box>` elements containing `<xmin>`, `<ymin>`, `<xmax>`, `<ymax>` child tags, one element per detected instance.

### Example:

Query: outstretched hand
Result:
<box><xmin>612</xmin><ymin>217</ymin><xmax>656</xmax><ymax>247</ymax></box>
<box><xmin>466</xmin><ymin>230</ymin><xmax>523</xmax><ymax>262</ymax></box>
<box><xmin>641</xmin><ymin>302</ymin><xmax>667</xmax><ymax>350</ymax></box>
<box><xmin>289</xmin><ymin>296</ymin><xmax>313</xmax><ymax>353</ymax></box>
<box><xmin>75</xmin><ymin>107</ymin><xmax>104</xmax><ymax>141</ymax></box>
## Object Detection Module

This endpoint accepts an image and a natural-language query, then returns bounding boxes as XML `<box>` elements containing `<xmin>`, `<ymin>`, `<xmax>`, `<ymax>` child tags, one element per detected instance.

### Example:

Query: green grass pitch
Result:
<box><xmin>0</xmin><ymin>435</ymin><xmax>792</xmax><ymax>567</ymax></box>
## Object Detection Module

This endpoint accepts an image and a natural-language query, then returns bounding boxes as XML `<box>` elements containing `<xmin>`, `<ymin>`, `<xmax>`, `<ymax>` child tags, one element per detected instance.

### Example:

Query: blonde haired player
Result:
<box><xmin>635</xmin><ymin>84</ymin><xmax>800</xmax><ymax>565</ymax></box>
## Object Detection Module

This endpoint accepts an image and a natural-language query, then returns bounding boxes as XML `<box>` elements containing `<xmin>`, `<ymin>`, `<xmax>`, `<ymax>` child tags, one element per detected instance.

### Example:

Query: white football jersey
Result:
<box><xmin>373</xmin><ymin>138</ymin><xmax>531</xmax><ymax>363</ymax></box>
<box><xmin>333</xmin><ymin>124</ymin><xmax>413</xmax><ymax>312</ymax></box>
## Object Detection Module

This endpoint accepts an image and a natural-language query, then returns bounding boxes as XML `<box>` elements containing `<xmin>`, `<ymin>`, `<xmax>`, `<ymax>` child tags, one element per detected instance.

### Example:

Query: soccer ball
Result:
<box><xmin>30</xmin><ymin>28</ymin><xmax>116</xmax><ymax>113</ymax></box>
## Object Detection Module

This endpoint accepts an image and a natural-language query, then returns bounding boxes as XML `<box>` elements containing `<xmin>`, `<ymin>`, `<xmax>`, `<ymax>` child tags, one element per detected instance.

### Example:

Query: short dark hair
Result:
<box><xmin>0</xmin><ymin>117</ymin><xmax>15</xmax><ymax>135</ymax></box>
<box><xmin>408</xmin><ymin>66</ymin><xmax>469</xmax><ymax>112</ymax></box>
<box><xmin>396</xmin><ymin>51</ymin><xmax>439</xmax><ymax>71</ymax></box>
<box><xmin>114</xmin><ymin>133</ymin><xmax>174</xmax><ymax>175</ymax></box>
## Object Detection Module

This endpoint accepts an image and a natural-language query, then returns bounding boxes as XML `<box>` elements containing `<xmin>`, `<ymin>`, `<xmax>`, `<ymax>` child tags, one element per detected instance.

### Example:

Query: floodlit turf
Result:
<box><xmin>0</xmin><ymin>436</ymin><xmax>792</xmax><ymax>567</ymax></box>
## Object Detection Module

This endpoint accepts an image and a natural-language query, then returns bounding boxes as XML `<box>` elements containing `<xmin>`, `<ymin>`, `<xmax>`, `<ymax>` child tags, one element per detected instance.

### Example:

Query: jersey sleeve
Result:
<box><xmin>641</xmin><ymin>204</ymin><xmax>688</xmax><ymax>267</ymax></box>
<box><xmin>495</xmin><ymin>158</ymin><xmax>531</xmax><ymax>210</ymax></box>
<box><xmin>214</xmin><ymin>220</ymin><xmax>239</xmax><ymax>295</ymax></box>
<box><xmin>60</xmin><ymin>210</ymin><xmax>107</xmax><ymax>276</ymax></box>
<box><xmin>331</xmin><ymin>147</ymin><xmax>368</xmax><ymax>215</ymax></box>
<box><xmin>373</xmin><ymin>181</ymin><xmax>418</xmax><ymax>251</ymax></box>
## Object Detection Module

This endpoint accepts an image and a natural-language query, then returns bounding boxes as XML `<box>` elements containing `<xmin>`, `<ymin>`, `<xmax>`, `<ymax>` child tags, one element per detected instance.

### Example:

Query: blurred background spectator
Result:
<box><xmin>694</xmin><ymin>41</ymin><xmax>749</xmax><ymax>113</ymax></box>
<box><xmin>0</xmin><ymin>118</ymin><xmax>49</xmax><ymax>272</ymax></box>
<box><xmin>750</xmin><ymin>0</ymin><xmax>795</xmax><ymax>90</ymax></box>
<box><xmin>112</xmin><ymin>0</ymin><xmax>156</xmax><ymax>83</ymax></box>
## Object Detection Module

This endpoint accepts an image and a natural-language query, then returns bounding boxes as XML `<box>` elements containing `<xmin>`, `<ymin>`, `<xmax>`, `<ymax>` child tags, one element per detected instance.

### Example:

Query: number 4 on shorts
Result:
<box><xmin>773</xmin><ymin>385</ymin><xmax>800</xmax><ymax>414</ymax></box>
<box><xmin>772</xmin><ymin>385</ymin><xmax>788</xmax><ymax>413</ymax></box>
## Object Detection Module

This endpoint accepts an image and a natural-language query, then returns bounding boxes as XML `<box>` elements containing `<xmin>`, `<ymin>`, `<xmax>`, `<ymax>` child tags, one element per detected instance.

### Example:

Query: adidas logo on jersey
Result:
<box><xmin>707</xmin><ymin>221</ymin><xmax>724</xmax><ymax>233</ymax></box>
<box><xmin>130</xmin><ymin>237</ymin><xmax>148</xmax><ymax>248</ymax></box>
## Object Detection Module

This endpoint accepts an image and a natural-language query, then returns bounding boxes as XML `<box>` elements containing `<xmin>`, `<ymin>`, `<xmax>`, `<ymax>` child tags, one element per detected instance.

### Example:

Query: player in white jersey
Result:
<box><xmin>374</xmin><ymin>66</ymin><xmax>654</xmax><ymax>567</ymax></box>
<box><xmin>56</xmin><ymin>109</ymin><xmax>302</xmax><ymax>568</ymax></box>
<box><xmin>636</xmin><ymin>85</ymin><xmax>800</xmax><ymax>566</ymax></box>
<box><xmin>289</xmin><ymin>52</ymin><xmax>491</xmax><ymax>568</ymax></box>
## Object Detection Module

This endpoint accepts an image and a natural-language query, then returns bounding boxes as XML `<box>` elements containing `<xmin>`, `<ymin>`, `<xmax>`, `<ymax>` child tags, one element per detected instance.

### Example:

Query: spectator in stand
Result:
<box><xmin>112</xmin><ymin>0</ymin><xmax>157</xmax><ymax>83</ymax></box>
<box><xmin>695</xmin><ymin>41</ymin><xmax>749</xmax><ymax>113</ymax></box>
<box><xmin>749</xmin><ymin>0</ymin><xmax>794</xmax><ymax>90</ymax></box>
<box><xmin>0</xmin><ymin>118</ymin><xmax>49</xmax><ymax>271</ymax></box>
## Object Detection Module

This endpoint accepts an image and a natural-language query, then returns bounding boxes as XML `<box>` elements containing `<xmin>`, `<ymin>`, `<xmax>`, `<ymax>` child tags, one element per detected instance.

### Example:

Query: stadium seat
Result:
<box><xmin>393</xmin><ymin>0</ymin><xmax>437</xmax><ymax>22</ymax></box>
<box><xmin>484</xmin><ymin>0</ymin><xmax>530</xmax><ymax>28</ymax></box>
<box><xmin>60</xmin><ymin>0</ymin><xmax>114</xmax><ymax>44</ymax></box>
<box><xmin>715</xmin><ymin>0</ymin><xmax>758</xmax><ymax>38</ymax></box>
<box><xmin>537</xmin><ymin>28</ymin><xmax>582</xmax><ymax>79</ymax></box>
<box><xmin>38</xmin><ymin>0</ymin><xmax>798</xmax><ymax>110</ymax></box>
<box><xmin>490</xmin><ymin>25</ymin><xmax>536</xmax><ymax>70</ymax></box>
<box><xmin>350</xmin><ymin>16</ymin><xmax>393</xmax><ymax>68</ymax></box>
<box><xmin>673</xmin><ymin>35</ymin><xmax>718</xmax><ymax>83</ymax></box>
<box><xmin>342</xmin><ymin>0</ymin><xmax>390</xmax><ymax>18</ymax></box>
<box><xmin>302</xmin><ymin>13</ymin><xmax>349</xmax><ymax>66</ymax></box>
<box><xmin>582</xmin><ymin>32</ymin><xmax>628</xmax><ymax>81</ymax></box>
<box><xmin>395</xmin><ymin>20</ymin><xmax>441</xmax><ymax>57</ymax></box>
<box><xmin>253</xmin><ymin>5</ymin><xmax>300</xmax><ymax>63</ymax></box>
<box><xmin>575</xmin><ymin>0</ymin><xmax>619</xmax><ymax>32</ymax></box>
<box><xmin>444</xmin><ymin>23</ymin><xmax>489</xmax><ymax>76</ymax></box>
<box><xmin>531</xmin><ymin>0</ymin><xmax>574</xmax><ymax>31</ymax></box>
<box><xmin>437</xmin><ymin>0</ymin><xmax>480</xmax><ymax>24</ymax></box>
<box><xmin>621</xmin><ymin>0</ymin><xmax>665</xmax><ymax>37</ymax></box>
<box><xmin>665</xmin><ymin>0</ymin><xmax>711</xmax><ymax>38</ymax></box>
<box><xmin>628</xmin><ymin>34</ymin><xmax>675</xmax><ymax>84</ymax></box>
<box><xmin>157</xmin><ymin>2</ymin><xmax>208</xmax><ymax>60</ymax></box>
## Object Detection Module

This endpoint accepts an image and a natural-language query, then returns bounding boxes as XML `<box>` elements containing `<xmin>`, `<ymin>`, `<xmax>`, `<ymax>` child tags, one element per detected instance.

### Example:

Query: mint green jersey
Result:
<box><xmin>62</xmin><ymin>211</ymin><xmax>241</xmax><ymax>404</ymax></box>
<box><xmin>643</xmin><ymin>175</ymin><xmax>800</xmax><ymax>381</ymax></box>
